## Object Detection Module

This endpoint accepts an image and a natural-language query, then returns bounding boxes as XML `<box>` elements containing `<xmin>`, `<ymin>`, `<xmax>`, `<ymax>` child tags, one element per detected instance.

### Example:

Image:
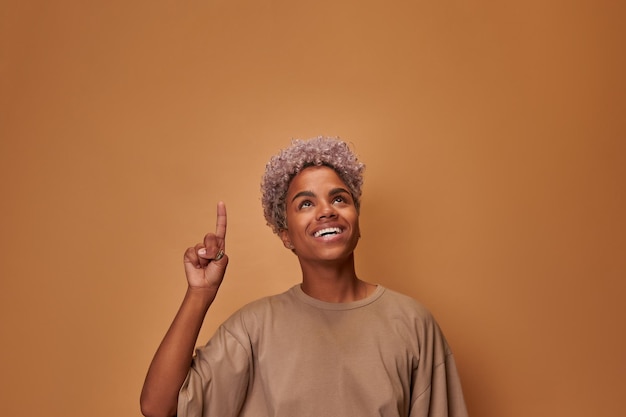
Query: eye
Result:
<box><xmin>298</xmin><ymin>200</ymin><xmax>313</xmax><ymax>209</ymax></box>
<box><xmin>332</xmin><ymin>194</ymin><xmax>351</xmax><ymax>205</ymax></box>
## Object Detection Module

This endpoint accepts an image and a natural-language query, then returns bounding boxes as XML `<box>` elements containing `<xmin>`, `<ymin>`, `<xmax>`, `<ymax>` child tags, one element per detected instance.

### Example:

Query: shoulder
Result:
<box><xmin>220</xmin><ymin>286</ymin><xmax>298</xmax><ymax>334</ymax></box>
<box><xmin>238</xmin><ymin>285</ymin><xmax>297</xmax><ymax>316</ymax></box>
<box><xmin>378</xmin><ymin>287</ymin><xmax>435</xmax><ymax>322</ymax></box>
<box><xmin>379</xmin><ymin>287</ymin><xmax>453</xmax><ymax>355</ymax></box>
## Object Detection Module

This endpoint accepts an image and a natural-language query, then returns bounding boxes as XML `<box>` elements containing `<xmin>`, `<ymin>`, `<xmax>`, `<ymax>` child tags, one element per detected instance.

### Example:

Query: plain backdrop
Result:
<box><xmin>1</xmin><ymin>1</ymin><xmax>624</xmax><ymax>416</ymax></box>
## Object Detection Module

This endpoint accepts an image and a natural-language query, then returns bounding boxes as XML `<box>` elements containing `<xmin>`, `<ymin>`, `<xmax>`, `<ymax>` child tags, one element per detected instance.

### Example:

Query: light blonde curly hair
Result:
<box><xmin>261</xmin><ymin>136</ymin><xmax>365</xmax><ymax>234</ymax></box>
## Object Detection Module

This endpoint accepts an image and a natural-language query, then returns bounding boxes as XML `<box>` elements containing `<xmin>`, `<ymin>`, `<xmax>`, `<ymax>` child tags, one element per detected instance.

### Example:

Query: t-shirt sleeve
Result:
<box><xmin>177</xmin><ymin>321</ymin><xmax>252</xmax><ymax>417</ymax></box>
<box><xmin>409</xmin><ymin>314</ymin><xmax>468</xmax><ymax>417</ymax></box>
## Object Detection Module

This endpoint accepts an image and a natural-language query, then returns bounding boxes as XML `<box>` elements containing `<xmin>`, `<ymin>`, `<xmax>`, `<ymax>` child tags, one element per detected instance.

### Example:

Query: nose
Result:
<box><xmin>316</xmin><ymin>202</ymin><xmax>337</xmax><ymax>220</ymax></box>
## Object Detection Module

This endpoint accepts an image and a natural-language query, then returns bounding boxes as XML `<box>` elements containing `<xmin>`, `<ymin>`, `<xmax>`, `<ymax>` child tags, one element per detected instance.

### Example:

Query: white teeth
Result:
<box><xmin>314</xmin><ymin>227</ymin><xmax>342</xmax><ymax>238</ymax></box>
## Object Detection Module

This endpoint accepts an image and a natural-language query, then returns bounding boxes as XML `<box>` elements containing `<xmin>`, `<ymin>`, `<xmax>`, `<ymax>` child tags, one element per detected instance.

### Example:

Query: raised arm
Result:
<box><xmin>140</xmin><ymin>202</ymin><xmax>229</xmax><ymax>417</ymax></box>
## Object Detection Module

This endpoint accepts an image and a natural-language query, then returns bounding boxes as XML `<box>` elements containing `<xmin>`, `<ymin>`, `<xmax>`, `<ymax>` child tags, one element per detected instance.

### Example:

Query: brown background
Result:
<box><xmin>1</xmin><ymin>1</ymin><xmax>624</xmax><ymax>416</ymax></box>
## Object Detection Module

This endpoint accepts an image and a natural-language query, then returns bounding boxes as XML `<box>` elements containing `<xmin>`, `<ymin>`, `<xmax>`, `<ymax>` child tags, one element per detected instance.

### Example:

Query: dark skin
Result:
<box><xmin>140</xmin><ymin>167</ymin><xmax>374</xmax><ymax>417</ymax></box>
<box><xmin>279</xmin><ymin>166</ymin><xmax>374</xmax><ymax>302</ymax></box>
<box><xmin>140</xmin><ymin>202</ymin><xmax>228</xmax><ymax>417</ymax></box>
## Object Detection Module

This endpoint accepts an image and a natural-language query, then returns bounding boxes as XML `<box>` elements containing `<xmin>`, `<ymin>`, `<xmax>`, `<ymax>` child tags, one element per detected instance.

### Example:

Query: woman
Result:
<box><xmin>140</xmin><ymin>137</ymin><xmax>467</xmax><ymax>417</ymax></box>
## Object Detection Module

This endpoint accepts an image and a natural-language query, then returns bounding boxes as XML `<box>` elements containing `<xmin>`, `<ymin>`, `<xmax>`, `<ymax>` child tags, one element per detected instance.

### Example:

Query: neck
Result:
<box><xmin>298</xmin><ymin>255</ymin><xmax>369</xmax><ymax>302</ymax></box>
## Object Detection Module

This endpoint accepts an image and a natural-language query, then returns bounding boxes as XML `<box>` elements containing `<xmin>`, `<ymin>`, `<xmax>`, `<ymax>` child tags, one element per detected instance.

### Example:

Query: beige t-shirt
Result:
<box><xmin>178</xmin><ymin>285</ymin><xmax>467</xmax><ymax>417</ymax></box>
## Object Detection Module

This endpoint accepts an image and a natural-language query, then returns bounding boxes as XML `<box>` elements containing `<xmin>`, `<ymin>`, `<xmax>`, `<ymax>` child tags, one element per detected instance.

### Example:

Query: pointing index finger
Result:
<box><xmin>215</xmin><ymin>201</ymin><xmax>227</xmax><ymax>241</ymax></box>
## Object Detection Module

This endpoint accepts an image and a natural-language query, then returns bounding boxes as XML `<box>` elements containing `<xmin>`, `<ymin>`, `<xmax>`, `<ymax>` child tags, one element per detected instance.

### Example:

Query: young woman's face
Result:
<box><xmin>280</xmin><ymin>166</ymin><xmax>360</xmax><ymax>264</ymax></box>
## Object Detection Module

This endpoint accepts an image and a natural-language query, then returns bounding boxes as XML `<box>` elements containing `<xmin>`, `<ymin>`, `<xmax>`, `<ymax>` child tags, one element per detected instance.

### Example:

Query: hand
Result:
<box><xmin>183</xmin><ymin>201</ymin><xmax>229</xmax><ymax>290</ymax></box>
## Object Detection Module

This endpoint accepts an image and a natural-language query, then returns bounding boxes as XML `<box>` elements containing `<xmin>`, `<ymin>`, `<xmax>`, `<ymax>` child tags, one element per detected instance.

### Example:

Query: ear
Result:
<box><xmin>279</xmin><ymin>229</ymin><xmax>295</xmax><ymax>250</ymax></box>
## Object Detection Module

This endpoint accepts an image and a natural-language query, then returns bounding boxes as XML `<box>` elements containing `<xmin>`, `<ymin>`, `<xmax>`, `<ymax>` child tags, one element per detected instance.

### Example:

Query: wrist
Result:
<box><xmin>184</xmin><ymin>286</ymin><xmax>219</xmax><ymax>308</ymax></box>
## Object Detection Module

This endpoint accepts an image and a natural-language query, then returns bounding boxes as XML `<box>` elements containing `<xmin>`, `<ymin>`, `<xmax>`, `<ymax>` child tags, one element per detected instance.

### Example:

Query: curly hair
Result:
<box><xmin>261</xmin><ymin>136</ymin><xmax>365</xmax><ymax>234</ymax></box>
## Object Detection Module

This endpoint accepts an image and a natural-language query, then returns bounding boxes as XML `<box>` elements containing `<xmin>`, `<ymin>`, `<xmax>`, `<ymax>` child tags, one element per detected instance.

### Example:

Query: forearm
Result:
<box><xmin>140</xmin><ymin>287</ymin><xmax>218</xmax><ymax>417</ymax></box>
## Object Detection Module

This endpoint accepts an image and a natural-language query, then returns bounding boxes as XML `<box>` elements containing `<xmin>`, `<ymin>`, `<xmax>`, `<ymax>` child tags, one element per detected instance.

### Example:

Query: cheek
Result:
<box><xmin>287</xmin><ymin>209</ymin><xmax>314</xmax><ymax>226</ymax></box>
<box><xmin>352</xmin><ymin>214</ymin><xmax>361</xmax><ymax>237</ymax></box>
<box><xmin>284</xmin><ymin>212</ymin><xmax>297</xmax><ymax>229</ymax></box>
<box><xmin>284</xmin><ymin>216</ymin><xmax>305</xmax><ymax>239</ymax></box>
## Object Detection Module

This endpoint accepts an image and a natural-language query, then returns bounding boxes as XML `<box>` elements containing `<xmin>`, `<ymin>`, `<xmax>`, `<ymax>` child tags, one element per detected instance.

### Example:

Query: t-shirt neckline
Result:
<box><xmin>291</xmin><ymin>283</ymin><xmax>385</xmax><ymax>311</ymax></box>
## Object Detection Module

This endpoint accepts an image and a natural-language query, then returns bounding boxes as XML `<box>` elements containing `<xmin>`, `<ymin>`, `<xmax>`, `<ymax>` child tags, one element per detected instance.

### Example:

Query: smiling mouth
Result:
<box><xmin>313</xmin><ymin>227</ymin><xmax>343</xmax><ymax>238</ymax></box>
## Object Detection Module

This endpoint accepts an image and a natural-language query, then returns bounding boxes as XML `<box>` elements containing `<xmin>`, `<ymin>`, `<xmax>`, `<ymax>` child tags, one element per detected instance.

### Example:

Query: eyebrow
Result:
<box><xmin>291</xmin><ymin>191</ymin><xmax>315</xmax><ymax>202</ymax></box>
<box><xmin>291</xmin><ymin>188</ymin><xmax>351</xmax><ymax>202</ymax></box>
<box><xmin>329</xmin><ymin>187</ymin><xmax>351</xmax><ymax>197</ymax></box>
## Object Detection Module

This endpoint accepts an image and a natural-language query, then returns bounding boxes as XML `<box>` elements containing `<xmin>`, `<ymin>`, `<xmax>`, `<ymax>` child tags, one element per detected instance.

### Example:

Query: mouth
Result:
<box><xmin>313</xmin><ymin>227</ymin><xmax>343</xmax><ymax>238</ymax></box>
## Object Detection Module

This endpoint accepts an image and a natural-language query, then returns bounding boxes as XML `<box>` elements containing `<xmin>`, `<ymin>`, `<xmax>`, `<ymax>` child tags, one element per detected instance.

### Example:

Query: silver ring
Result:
<box><xmin>214</xmin><ymin>249</ymin><xmax>225</xmax><ymax>261</ymax></box>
